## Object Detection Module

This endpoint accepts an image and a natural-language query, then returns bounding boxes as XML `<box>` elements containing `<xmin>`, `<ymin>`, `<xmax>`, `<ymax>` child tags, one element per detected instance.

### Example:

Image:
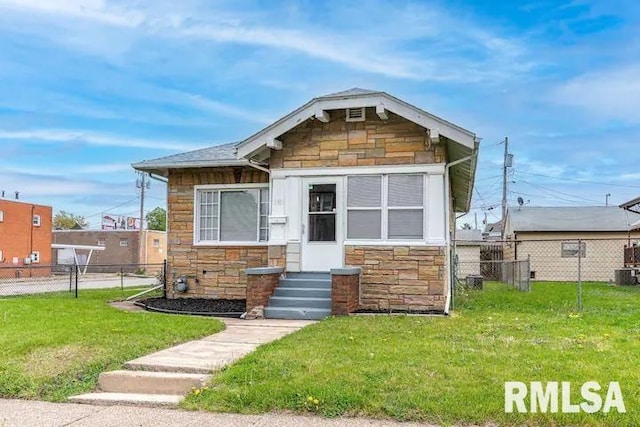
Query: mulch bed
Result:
<box><xmin>136</xmin><ymin>297</ymin><xmax>246</xmax><ymax>318</ymax></box>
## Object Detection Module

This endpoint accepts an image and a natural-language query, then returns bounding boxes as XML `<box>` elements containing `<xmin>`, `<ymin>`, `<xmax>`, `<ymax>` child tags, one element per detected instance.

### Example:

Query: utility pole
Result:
<box><xmin>137</xmin><ymin>173</ymin><xmax>146</xmax><ymax>265</ymax></box>
<box><xmin>501</xmin><ymin>137</ymin><xmax>510</xmax><ymax>238</ymax></box>
<box><xmin>606</xmin><ymin>193</ymin><xmax>611</xmax><ymax>206</ymax></box>
<box><xmin>474</xmin><ymin>212</ymin><xmax>478</xmax><ymax>230</ymax></box>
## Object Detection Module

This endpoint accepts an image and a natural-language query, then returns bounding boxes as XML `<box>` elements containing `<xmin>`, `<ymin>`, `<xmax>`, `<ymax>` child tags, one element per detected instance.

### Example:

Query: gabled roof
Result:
<box><xmin>507</xmin><ymin>206</ymin><xmax>640</xmax><ymax>233</ymax></box>
<box><xmin>317</xmin><ymin>88</ymin><xmax>383</xmax><ymax>98</ymax></box>
<box><xmin>132</xmin><ymin>142</ymin><xmax>246</xmax><ymax>175</ymax></box>
<box><xmin>236</xmin><ymin>88</ymin><xmax>477</xmax><ymax>158</ymax></box>
<box><xmin>620</xmin><ymin>195</ymin><xmax>640</xmax><ymax>214</ymax></box>
<box><xmin>132</xmin><ymin>88</ymin><xmax>479</xmax><ymax>211</ymax></box>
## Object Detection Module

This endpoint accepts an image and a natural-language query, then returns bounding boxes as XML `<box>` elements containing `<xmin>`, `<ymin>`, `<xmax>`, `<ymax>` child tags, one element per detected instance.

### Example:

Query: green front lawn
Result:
<box><xmin>184</xmin><ymin>282</ymin><xmax>640</xmax><ymax>426</ymax></box>
<box><xmin>0</xmin><ymin>289</ymin><xmax>223</xmax><ymax>401</ymax></box>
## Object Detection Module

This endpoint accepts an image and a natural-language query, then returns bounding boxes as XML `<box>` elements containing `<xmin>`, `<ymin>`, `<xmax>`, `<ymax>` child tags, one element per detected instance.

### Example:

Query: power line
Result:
<box><xmin>514</xmin><ymin>180</ymin><xmax>603</xmax><ymax>205</ymax></box>
<box><xmin>515</xmin><ymin>170</ymin><xmax>640</xmax><ymax>189</ymax></box>
<box><xmin>84</xmin><ymin>196</ymin><xmax>140</xmax><ymax>220</ymax></box>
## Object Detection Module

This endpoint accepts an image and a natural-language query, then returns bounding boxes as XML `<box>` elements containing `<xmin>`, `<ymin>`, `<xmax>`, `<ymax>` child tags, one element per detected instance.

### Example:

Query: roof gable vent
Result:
<box><xmin>345</xmin><ymin>107</ymin><xmax>365</xmax><ymax>122</ymax></box>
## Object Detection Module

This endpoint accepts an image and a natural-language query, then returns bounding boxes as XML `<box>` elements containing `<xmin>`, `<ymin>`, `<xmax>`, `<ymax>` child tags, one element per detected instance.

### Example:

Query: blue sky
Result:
<box><xmin>1</xmin><ymin>0</ymin><xmax>639</xmax><ymax>228</ymax></box>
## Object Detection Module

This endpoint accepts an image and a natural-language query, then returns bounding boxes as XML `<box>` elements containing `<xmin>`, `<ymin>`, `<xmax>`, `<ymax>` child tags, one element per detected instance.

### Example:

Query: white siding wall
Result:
<box><xmin>456</xmin><ymin>245</ymin><xmax>481</xmax><ymax>277</ymax></box>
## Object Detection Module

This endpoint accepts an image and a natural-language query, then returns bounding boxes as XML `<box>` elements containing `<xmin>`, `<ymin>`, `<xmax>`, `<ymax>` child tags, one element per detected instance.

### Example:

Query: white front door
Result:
<box><xmin>300</xmin><ymin>177</ymin><xmax>343</xmax><ymax>271</ymax></box>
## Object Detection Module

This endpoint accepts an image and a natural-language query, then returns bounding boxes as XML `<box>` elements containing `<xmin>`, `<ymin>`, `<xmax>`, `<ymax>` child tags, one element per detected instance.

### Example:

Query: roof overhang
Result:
<box><xmin>131</xmin><ymin>159</ymin><xmax>249</xmax><ymax>177</ymax></box>
<box><xmin>52</xmin><ymin>244</ymin><xmax>106</xmax><ymax>251</ymax></box>
<box><xmin>621</xmin><ymin>196</ymin><xmax>640</xmax><ymax>214</ymax></box>
<box><xmin>236</xmin><ymin>91</ymin><xmax>477</xmax><ymax>158</ymax></box>
<box><xmin>448</xmin><ymin>137</ymin><xmax>480</xmax><ymax>213</ymax></box>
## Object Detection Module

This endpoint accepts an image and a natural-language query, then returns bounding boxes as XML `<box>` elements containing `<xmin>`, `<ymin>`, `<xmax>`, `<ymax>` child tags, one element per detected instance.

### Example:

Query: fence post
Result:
<box><xmin>120</xmin><ymin>267</ymin><xmax>124</xmax><ymax>291</ymax></box>
<box><xmin>69</xmin><ymin>265</ymin><xmax>73</xmax><ymax>293</ymax></box>
<box><xmin>578</xmin><ymin>239</ymin><xmax>582</xmax><ymax>311</ymax></box>
<box><xmin>527</xmin><ymin>254</ymin><xmax>531</xmax><ymax>292</ymax></box>
<box><xmin>74</xmin><ymin>263</ymin><xmax>79</xmax><ymax>299</ymax></box>
<box><xmin>163</xmin><ymin>259</ymin><xmax>167</xmax><ymax>299</ymax></box>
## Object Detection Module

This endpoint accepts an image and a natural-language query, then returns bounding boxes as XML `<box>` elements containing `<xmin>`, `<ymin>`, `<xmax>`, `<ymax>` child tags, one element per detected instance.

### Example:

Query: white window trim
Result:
<box><xmin>193</xmin><ymin>183</ymin><xmax>270</xmax><ymax>247</ymax></box>
<box><xmin>0</xmin><ymin>210</ymin><xmax>4</xmax><ymax>222</ymax></box>
<box><xmin>345</xmin><ymin>174</ymin><xmax>427</xmax><ymax>243</ymax></box>
<box><xmin>33</xmin><ymin>214</ymin><xmax>41</xmax><ymax>227</ymax></box>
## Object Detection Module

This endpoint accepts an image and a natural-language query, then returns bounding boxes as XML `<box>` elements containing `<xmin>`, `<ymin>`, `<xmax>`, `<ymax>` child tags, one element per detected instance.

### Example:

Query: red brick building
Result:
<box><xmin>0</xmin><ymin>198</ymin><xmax>53</xmax><ymax>267</ymax></box>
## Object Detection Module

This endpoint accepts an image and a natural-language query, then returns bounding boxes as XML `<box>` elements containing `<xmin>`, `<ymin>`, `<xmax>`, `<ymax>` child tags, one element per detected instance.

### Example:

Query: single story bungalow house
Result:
<box><xmin>133</xmin><ymin>88</ymin><xmax>479</xmax><ymax>319</ymax></box>
<box><xmin>504</xmin><ymin>206</ymin><xmax>640</xmax><ymax>282</ymax></box>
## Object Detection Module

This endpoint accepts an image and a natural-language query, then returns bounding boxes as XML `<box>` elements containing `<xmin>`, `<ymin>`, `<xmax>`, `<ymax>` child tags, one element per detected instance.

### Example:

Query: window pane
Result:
<box><xmin>309</xmin><ymin>214</ymin><xmax>335</xmax><ymax>241</ymax></box>
<box><xmin>348</xmin><ymin>176</ymin><xmax>381</xmax><ymax>207</ymax></box>
<box><xmin>388</xmin><ymin>175</ymin><xmax>423</xmax><ymax>206</ymax></box>
<box><xmin>388</xmin><ymin>209</ymin><xmax>423</xmax><ymax>239</ymax></box>
<box><xmin>347</xmin><ymin>210</ymin><xmax>381</xmax><ymax>239</ymax></box>
<box><xmin>220</xmin><ymin>190</ymin><xmax>259</xmax><ymax>241</ymax></box>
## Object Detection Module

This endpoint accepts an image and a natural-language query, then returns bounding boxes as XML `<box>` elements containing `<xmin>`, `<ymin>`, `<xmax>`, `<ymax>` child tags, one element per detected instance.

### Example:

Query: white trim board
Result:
<box><xmin>271</xmin><ymin>164</ymin><xmax>445</xmax><ymax>178</ymax></box>
<box><xmin>236</xmin><ymin>92</ymin><xmax>476</xmax><ymax>158</ymax></box>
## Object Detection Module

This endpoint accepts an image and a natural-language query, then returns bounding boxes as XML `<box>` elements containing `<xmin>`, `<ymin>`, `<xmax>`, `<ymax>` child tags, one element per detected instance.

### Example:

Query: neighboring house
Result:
<box><xmin>620</xmin><ymin>196</ymin><xmax>640</xmax><ymax>267</ymax></box>
<box><xmin>133</xmin><ymin>88</ymin><xmax>479</xmax><ymax>316</ymax></box>
<box><xmin>483</xmin><ymin>220</ymin><xmax>503</xmax><ymax>241</ymax></box>
<box><xmin>0</xmin><ymin>198</ymin><xmax>52</xmax><ymax>273</ymax></box>
<box><xmin>52</xmin><ymin>230</ymin><xmax>167</xmax><ymax>272</ymax></box>
<box><xmin>454</xmin><ymin>229</ymin><xmax>482</xmax><ymax>277</ymax></box>
<box><xmin>504</xmin><ymin>206</ymin><xmax>640</xmax><ymax>282</ymax></box>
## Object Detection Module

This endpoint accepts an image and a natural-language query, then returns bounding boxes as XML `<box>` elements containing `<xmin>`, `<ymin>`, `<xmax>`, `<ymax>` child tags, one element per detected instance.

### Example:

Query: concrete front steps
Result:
<box><xmin>69</xmin><ymin>367</ymin><xmax>211</xmax><ymax>407</ymax></box>
<box><xmin>264</xmin><ymin>272</ymin><xmax>332</xmax><ymax>320</ymax></box>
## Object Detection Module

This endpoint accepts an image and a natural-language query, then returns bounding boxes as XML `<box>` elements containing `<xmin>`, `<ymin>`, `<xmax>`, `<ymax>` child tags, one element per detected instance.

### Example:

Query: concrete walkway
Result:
<box><xmin>69</xmin><ymin>318</ymin><xmax>313</xmax><ymax>406</ymax></box>
<box><xmin>126</xmin><ymin>318</ymin><xmax>313</xmax><ymax>373</ymax></box>
<box><xmin>0</xmin><ymin>399</ymin><xmax>434</xmax><ymax>426</ymax></box>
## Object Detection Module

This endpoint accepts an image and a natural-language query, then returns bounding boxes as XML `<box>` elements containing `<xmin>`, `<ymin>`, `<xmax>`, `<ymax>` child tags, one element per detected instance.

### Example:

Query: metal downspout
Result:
<box><xmin>444</xmin><ymin>148</ymin><xmax>479</xmax><ymax>314</ymax></box>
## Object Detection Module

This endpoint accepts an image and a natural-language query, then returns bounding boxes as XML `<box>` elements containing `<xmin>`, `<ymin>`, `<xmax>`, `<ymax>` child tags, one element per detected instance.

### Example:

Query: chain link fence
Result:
<box><xmin>0</xmin><ymin>261</ymin><xmax>166</xmax><ymax>298</ymax></box>
<box><xmin>453</xmin><ymin>236</ymin><xmax>640</xmax><ymax>309</ymax></box>
<box><xmin>453</xmin><ymin>241</ymin><xmax>531</xmax><ymax>292</ymax></box>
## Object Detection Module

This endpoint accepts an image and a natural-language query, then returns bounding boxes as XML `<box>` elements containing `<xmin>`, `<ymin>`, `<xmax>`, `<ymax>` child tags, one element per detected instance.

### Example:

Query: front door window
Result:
<box><xmin>308</xmin><ymin>184</ymin><xmax>336</xmax><ymax>242</ymax></box>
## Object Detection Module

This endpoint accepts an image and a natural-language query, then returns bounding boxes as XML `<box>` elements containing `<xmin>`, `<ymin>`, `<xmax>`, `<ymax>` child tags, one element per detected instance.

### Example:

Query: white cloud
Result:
<box><xmin>1</xmin><ymin>163</ymin><xmax>133</xmax><ymax>176</ymax></box>
<box><xmin>551</xmin><ymin>64</ymin><xmax>640</xmax><ymax>123</ymax></box>
<box><xmin>0</xmin><ymin>129</ymin><xmax>205</xmax><ymax>151</ymax></box>
<box><xmin>0</xmin><ymin>0</ymin><xmax>532</xmax><ymax>82</ymax></box>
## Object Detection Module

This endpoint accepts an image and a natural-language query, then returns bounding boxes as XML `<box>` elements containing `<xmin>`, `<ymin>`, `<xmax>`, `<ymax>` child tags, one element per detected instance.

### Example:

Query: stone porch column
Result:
<box><xmin>245</xmin><ymin>267</ymin><xmax>284</xmax><ymax>313</ymax></box>
<box><xmin>330</xmin><ymin>267</ymin><xmax>361</xmax><ymax>315</ymax></box>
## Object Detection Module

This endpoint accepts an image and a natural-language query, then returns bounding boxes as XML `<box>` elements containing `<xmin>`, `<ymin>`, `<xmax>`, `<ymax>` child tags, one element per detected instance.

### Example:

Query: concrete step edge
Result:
<box><xmin>98</xmin><ymin>370</ymin><xmax>210</xmax><ymax>394</ymax></box>
<box><xmin>123</xmin><ymin>362</ymin><xmax>212</xmax><ymax>375</ymax></box>
<box><xmin>69</xmin><ymin>392</ymin><xmax>183</xmax><ymax>408</ymax></box>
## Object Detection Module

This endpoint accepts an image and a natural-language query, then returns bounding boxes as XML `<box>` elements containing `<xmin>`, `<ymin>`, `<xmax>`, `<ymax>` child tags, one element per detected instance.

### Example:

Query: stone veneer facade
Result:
<box><xmin>166</xmin><ymin>109</ymin><xmax>451</xmax><ymax>311</ymax></box>
<box><xmin>271</xmin><ymin>109</ymin><xmax>446</xmax><ymax>168</ymax></box>
<box><xmin>167</xmin><ymin>167</ymin><xmax>270</xmax><ymax>299</ymax></box>
<box><xmin>345</xmin><ymin>246</ymin><xmax>447</xmax><ymax>311</ymax></box>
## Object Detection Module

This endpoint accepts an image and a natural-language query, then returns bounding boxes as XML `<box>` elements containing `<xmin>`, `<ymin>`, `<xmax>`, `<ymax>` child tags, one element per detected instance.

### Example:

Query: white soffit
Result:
<box><xmin>236</xmin><ymin>92</ymin><xmax>476</xmax><ymax>158</ymax></box>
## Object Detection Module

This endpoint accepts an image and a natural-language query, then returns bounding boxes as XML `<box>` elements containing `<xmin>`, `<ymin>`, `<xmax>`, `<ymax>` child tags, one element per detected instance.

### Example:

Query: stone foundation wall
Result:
<box><xmin>345</xmin><ymin>245</ymin><xmax>447</xmax><ymax>311</ymax></box>
<box><xmin>267</xmin><ymin>245</ymin><xmax>286</xmax><ymax>268</ymax></box>
<box><xmin>167</xmin><ymin>167</ymin><xmax>269</xmax><ymax>299</ymax></box>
